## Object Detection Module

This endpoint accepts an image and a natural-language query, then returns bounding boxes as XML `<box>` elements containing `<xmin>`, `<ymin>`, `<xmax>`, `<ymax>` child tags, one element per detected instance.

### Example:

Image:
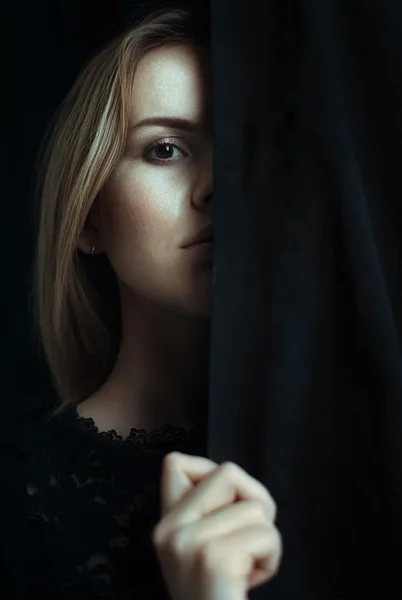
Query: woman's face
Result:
<box><xmin>81</xmin><ymin>42</ymin><xmax>213</xmax><ymax>319</ymax></box>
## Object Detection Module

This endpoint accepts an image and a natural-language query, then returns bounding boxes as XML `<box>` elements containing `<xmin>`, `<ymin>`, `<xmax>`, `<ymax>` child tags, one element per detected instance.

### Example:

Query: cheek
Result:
<box><xmin>100</xmin><ymin>172</ymin><xmax>180</xmax><ymax>260</ymax></box>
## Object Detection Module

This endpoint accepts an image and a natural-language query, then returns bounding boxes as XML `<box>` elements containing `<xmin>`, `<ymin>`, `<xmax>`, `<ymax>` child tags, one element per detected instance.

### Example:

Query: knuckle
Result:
<box><xmin>169</xmin><ymin>527</ymin><xmax>188</xmax><ymax>556</ymax></box>
<box><xmin>151</xmin><ymin>524</ymin><xmax>164</xmax><ymax>546</ymax></box>
<box><xmin>163</xmin><ymin>451</ymin><xmax>181</xmax><ymax>468</ymax></box>
<box><xmin>272</xmin><ymin>542</ymin><xmax>283</xmax><ymax>575</ymax></box>
<box><xmin>268</xmin><ymin>496</ymin><xmax>278</xmax><ymax>521</ymax></box>
<box><xmin>249</xmin><ymin>499</ymin><xmax>268</xmax><ymax>520</ymax></box>
<box><xmin>153</xmin><ymin>524</ymin><xmax>188</xmax><ymax>556</ymax></box>
<box><xmin>262</xmin><ymin>503</ymin><xmax>273</xmax><ymax>523</ymax></box>
<box><xmin>152</xmin><ymin>521</ymin><xmax>178</xmax><ymax>549</ymax></box>
<box><xmin>274</xmin><ymin>526</ymin><xmax>283</xmax><ymax>552</ymax></box>
<box><xmin>170</xmin><ymin>529</ymin><xmax>184</xmax><ymax>554</ymax></box>
<box><xmin>268</xmin><ymin>526</ymin><xmax>283</xmax><ymax>561</ymax></box>
<box><xmin>221</xmin><ymin>461</ymin><xmax>240</xmax><ymax>476</ymax></box>
<box><xmin>196</xmin><ymin>540</ymin><xmax>219</xmax><ymax>572</ymax></box>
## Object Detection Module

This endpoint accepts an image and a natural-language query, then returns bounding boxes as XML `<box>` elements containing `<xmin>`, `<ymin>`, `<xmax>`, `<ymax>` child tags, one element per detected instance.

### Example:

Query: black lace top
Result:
<box><xmin>0</xmin><ymin>400</ymin><xmax>207</xmax><ymax>600</ymax></box>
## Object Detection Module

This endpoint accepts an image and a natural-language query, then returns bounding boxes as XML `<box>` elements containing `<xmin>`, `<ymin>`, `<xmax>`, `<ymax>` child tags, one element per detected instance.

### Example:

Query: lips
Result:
<box><xmin>182</xmin><ymin>223</ymin><xmax>213</xmax><ymax>248</ymax></box>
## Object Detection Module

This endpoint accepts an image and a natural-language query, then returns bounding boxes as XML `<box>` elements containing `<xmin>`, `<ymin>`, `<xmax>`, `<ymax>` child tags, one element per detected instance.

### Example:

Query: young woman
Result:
<box><xmin>0</xmin><ymin>6</ymin><xmax>281</xmax><ymax>599</ymax></box>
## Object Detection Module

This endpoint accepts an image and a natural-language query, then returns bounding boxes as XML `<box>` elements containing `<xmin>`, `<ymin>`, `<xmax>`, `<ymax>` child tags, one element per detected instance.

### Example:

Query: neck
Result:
<box><xmin>82</xmin><ymin>284</ymin><xmax>210</xmax><ymax>433</ymax></box>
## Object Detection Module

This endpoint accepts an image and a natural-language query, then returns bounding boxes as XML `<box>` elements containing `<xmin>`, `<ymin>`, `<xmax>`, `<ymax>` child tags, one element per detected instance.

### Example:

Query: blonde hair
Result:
<box><xmin>30</xmin><ymin>5</ymin><xmax>210</xmax><ymax>418</ymax></box>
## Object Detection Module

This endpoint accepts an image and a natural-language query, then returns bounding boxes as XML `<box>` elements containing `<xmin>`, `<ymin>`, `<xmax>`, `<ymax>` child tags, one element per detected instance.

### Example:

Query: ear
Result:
<box><xmin>77</xmin><ymin>231</ymin><xmax>102</xmax><ymax>255</ymax></box>
<box><xmin>77</xmin><ymin>198</ymin><xmax>104</xmax><ymax>255</ymax></box>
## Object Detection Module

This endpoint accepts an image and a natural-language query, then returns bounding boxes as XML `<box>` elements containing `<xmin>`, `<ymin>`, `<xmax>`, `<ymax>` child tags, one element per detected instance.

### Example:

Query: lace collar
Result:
<box><xmin>75</xmin><ymin>412</ymin><xmax>200</xmax><ymax>445</ymax></box>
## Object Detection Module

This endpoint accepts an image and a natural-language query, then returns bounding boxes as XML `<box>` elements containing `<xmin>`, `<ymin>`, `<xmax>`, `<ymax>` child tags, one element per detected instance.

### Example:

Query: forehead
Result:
<box><xmin>129</xmin><ymin>43</ymin><xmax>212</xmax><ymax>126</ymax></box>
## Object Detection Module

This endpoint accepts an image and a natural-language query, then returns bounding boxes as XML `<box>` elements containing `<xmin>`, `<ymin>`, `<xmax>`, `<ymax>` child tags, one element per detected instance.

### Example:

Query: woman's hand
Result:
<box><xmin>152</xmin><ymin>451</ymin><xmax>282</xmax><ymax>600</ymax></box>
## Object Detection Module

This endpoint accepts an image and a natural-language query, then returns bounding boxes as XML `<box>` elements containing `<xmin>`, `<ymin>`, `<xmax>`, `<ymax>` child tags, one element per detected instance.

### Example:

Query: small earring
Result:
<box><xmin>91</xmin><ymin>244</ymin><xmax>96</xmax><ymax>257</ymax></box>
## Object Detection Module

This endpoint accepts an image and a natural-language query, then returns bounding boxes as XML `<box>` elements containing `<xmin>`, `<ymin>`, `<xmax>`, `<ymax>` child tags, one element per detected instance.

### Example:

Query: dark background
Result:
<box><xmin>10</xmin><ymin>0</ymin><xmax>402</xmax><ymax>598</ymax></box>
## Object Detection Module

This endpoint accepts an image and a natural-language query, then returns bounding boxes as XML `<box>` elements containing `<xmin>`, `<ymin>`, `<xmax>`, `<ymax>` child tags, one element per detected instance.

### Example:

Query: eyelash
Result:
<box><xmin>142</xmin><ymin>138</ymin><xmax>188</xmax><ymax>165</ymax></box>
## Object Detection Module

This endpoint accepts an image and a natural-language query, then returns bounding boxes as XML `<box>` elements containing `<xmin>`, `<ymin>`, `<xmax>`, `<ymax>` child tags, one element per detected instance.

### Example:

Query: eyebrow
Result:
<box><xmin>129</xmin><ymin>117</ymin><xmax>200</xmax><ymax>132</ymax></box>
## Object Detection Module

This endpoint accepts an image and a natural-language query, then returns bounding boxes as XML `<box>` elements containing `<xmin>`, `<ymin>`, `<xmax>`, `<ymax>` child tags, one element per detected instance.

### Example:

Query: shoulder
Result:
<box><xmin>0</xmin><ymin>410</ymin><xmax>48</xmax><ymax>508</ymax></box>
<box><xmin>0</xmin><ymin>396</ymin><xmax>76</xmax><ymax>503</ymax></box>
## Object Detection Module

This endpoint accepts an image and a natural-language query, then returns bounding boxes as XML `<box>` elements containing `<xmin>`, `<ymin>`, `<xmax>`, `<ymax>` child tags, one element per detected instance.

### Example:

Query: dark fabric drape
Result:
<box><xmin>209</xmin><ymin>1</ymin><xmax>402</xmax><ymax>598</ymax></box>
<box><xmin>11</xmin><ymin>0</ymin><xmax>402</xmax><ymax>598</ymax></box>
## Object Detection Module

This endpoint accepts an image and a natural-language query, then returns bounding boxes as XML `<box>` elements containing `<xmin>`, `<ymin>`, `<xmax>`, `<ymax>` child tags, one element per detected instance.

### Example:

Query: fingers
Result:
<box><xmin>214</xmin><ymin>525</ymin><xmax>281</xmax><ymax>577</ymax></box>
<box><xmin>199</xmin><ymin>526</ymin><xmax>282</xmax><ymax>596</ymax></box>
<box><xmin>154</xmin><ymin>452</ymin><xmax>282</xmax><ymax>599</ymax></box>
<box><xmin>159</xmin><ymin>458</ymin><xmax>277</xmax><ymax>535</ymax></box>
<box><xmin>168</xmin><ymin>499</ymin><xmax>274</xmax><ymax>553</ymax></box>
<box><xmin>160</xmin><ymin>452</ymin><xmax>219</xmax><ymax>516</ymax></box>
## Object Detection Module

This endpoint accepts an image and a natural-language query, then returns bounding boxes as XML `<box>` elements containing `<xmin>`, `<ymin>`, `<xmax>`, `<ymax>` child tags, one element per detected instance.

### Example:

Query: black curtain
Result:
<box><xmin>11</xmin><ymin>1</ymin><xmax>402</xmax><ymax>598</ymax></box>
<box><xmin>209</xmin><ymin>1</ymin><xmax>402</xmax><ymax>598</ymax></box>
